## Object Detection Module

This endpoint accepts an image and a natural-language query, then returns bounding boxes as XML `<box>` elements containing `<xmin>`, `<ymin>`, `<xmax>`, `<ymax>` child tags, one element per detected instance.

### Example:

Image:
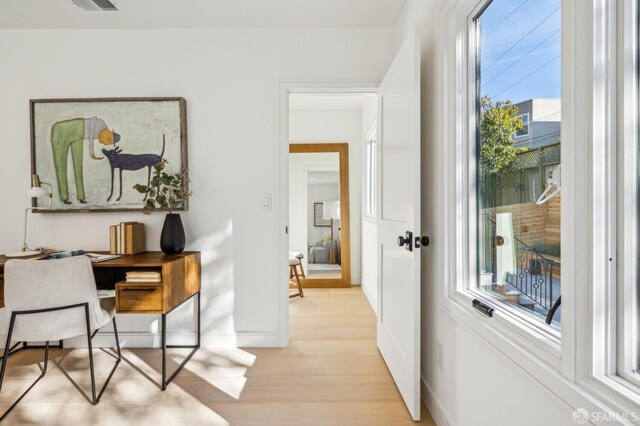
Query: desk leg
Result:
<box><xmin>161</xmin><ymin>291</ymin><xmax>201</xmax><ymax>390</ymax></box>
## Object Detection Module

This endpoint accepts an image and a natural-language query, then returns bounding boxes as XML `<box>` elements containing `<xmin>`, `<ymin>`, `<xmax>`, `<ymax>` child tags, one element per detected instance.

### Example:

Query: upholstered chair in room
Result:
<box><xmin>0</xmin><ymin>256</ymin><xmax>121</xmax><ymax>420</ymax></box>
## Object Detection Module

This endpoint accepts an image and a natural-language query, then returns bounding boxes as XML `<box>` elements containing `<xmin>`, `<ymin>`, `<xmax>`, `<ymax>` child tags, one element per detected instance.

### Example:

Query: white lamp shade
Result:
<box><xmin>323</xmin><ymin>200</ymin><xmax>340</xmax><ymax>220</ymax></box>
<box><xmin>27</xmin><ymin>186</ymin><xmax>48</xmax><ymax>198</ymax></box>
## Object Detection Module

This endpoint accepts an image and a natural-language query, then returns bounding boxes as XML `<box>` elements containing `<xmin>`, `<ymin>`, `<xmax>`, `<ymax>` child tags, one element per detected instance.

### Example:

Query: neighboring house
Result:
<box><xmin>512</xmin><ymin>98</ymin><xmax>561</xmax><ymax>150</ymax></box>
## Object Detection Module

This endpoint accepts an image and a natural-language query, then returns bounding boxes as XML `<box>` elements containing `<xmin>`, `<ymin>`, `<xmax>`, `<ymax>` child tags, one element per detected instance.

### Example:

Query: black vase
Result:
<box><xmin>160</xmin><ymin>213</ymin><xmax>185</xmax><ymax>254</ymax></box>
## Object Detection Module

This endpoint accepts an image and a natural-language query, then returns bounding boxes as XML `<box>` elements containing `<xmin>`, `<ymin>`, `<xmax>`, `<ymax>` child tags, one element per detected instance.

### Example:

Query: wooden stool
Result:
<box><xmin>289</xmin><ymin>257</ymin><xmax>304</xmax><ymax>298</ymax></box>
<box><xmin>288</xmin><ymin>252</ymin><xmax>305</xmax><ymax>278</ymax></box>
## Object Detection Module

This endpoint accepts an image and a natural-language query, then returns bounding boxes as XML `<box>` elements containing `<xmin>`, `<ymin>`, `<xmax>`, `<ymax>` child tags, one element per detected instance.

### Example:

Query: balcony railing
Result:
<box><xmin>485</xmin><ymin>218</ymin><xmax>560</xmax><ymax>318</ymax></box>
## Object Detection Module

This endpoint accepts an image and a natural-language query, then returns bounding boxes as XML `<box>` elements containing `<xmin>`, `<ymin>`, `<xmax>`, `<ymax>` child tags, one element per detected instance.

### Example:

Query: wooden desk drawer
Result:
<box><xmin>117</xmin><ymin>284</ymin><xmax>162</xmax><ymax>312</ymax></box>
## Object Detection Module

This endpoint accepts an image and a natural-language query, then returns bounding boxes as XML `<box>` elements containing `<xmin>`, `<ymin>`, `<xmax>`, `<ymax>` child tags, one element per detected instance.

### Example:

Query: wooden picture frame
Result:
<box><xmin>289</xmin><ymin>143</ymin><xmax>351</xmax><ymax>288</ymax></box>
<box><xmin>30</xmin><ymin>97</ymin><xmax>188</xmax><ymax>213</ymax></box>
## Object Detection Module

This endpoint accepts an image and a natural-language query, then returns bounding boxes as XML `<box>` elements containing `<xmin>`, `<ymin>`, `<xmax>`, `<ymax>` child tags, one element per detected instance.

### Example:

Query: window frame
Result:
<box><xmin>579</xmin><ymin>0</ymin><xmax>640</xmax><ymax>410</ymax></box>
<box><xmin>514</xmin><ymin>113</ymin><xmax>530</xmax><ymax>137</ymax></box>
<box><xmin>440</xmin><ymin>0</ymin><xmax>640</xmax><ymax>417</ymax></box>
<box><xmin>608</xmin><ymin>0</ymin><xmax>640</xmax><ymax>401</ymax></box>
<box><xmin>464</xmin><ymin>0</ymin><xmax>563</xmax><ymax>341</ymax></box>
<box><xmin>615</xmin><ymin>0</ymin><xmax>640</xmax><ymax>393</ymax></box>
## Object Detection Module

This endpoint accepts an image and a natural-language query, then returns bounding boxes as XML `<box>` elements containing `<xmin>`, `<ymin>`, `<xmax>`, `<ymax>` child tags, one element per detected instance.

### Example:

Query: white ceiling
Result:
<box><xmin>0</xmin><ymin>0</ymin><xmax>406</xmax><ymax>29</ymax></box>
<box><xmin>290</xmin><ymin>93</ymin><xmax>377</xmax><ymax>111</ymax></box>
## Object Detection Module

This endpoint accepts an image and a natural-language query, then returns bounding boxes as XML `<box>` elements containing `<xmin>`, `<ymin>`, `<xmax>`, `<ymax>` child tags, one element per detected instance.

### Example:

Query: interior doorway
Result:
<box><xmin>278</xmin><ymin>86</ymin><xmax>379</xmax><ymax>348</ymax></box>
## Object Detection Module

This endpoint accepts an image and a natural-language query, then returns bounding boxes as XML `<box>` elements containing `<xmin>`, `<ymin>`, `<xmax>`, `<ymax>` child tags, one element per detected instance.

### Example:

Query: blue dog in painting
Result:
<box><xmin>102</xmin><ymin>135</ymin><xmax>165</xmax><ymax>202</ymax></box>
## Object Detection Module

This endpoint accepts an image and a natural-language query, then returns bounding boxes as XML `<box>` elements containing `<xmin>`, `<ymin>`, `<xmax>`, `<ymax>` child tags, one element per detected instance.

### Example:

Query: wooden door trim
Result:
<box><xmin>289</xmin><ymin>143</ymin><xmax>351</xmax><ymax>288</ymax></box>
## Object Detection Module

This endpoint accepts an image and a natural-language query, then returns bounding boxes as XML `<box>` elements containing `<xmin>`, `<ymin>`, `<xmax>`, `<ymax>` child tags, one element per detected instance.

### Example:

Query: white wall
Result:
<box><xmin>288</xmin><ymin>152</ymin><xmax>339</xmax><ymax>272</ymax></box>
<box><xmin>289</xmin><ymin>108</ymin><xmax>363</xmax><ymax>284</ymax></box>
<box><xmin>0</xmin><ymin>28</ymin><xmax>396</xmax><ymax>346</ymax></box>
<box><xmin>361</xmin><ymin>96</ymin><xmax>378</xmax><ymax>311</ymax></box>
<box><xmin>394</xmin><ymin>1</ymin><xmax>580</xmax><ymax>425</ymax></box>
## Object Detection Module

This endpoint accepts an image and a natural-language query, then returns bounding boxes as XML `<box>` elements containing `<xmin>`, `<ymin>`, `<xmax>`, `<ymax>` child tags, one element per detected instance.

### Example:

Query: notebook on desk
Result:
<box><xmin>29</xmin><ymin>250</ymin><xmax>122</xmax><ymax>263</ymax></box>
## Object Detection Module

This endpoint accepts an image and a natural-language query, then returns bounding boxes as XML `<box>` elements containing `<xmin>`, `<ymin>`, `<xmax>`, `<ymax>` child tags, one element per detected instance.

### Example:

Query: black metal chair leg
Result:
<box><xmin>43</xmin><ymin>342</ymin><xmax>49</xmax><ymax>373</ymax></box>
<box><xmin>0</xmin><ymin>342</ymin><xmax>26</xmax><ymax>362</ymax></box>
<box><xmin>95</xmin><ymin>317</ymin><xmax>122</xmax><ymax>403</ymax></box>
<box><xmin>0</xmin><ymin>302</ymin><xmax>121</xmax><ymax>418</ymax></box>
<box><xmin>84</xmin><ymin>304</ymin><xmax>98</xmax><ymax>405</ymax></box>
<box><xmin>0</xmin><ymin>315</ymin><xmax>50</xmax><ymax>422</ymax></box>
<box><xmin>0</xmin><ymin>313</ymin><xmax>17</xmax><ymax>394</ymax></box>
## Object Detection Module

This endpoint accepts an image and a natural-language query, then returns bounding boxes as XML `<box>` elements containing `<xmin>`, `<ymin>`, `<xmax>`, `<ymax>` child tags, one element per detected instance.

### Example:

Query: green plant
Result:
<box><xmin>479</xmin><ymin>96</ymin><xmax>527</xmax><ymax>177</ymax></box>
<box><xmin>133</xmin><ymin>160</ymin><xmax>192</xmax><ymax>214</ymax></box>
<box><xmin>532</xmin><ymin>242</ymin><xmax>561</xmax><ymax>257</ymax></box>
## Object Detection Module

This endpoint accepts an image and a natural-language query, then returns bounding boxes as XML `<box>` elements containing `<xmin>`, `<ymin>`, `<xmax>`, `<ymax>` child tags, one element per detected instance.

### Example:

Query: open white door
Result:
<box><xmin>376</xmin><ymin>27</ymin><xmax>422</xmax><ymax>420</ymax></box>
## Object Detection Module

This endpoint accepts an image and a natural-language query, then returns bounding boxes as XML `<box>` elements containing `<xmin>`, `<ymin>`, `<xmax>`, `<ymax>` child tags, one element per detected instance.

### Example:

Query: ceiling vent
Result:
<box><xmin>71</xmin><ymin>0</ymin><xmax>118</xmax><ymax>11</ymax></box>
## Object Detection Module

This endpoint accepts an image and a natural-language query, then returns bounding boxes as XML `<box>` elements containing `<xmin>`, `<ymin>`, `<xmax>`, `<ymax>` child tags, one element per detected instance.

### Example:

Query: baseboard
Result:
<box><xmin>361</xmin><ymin>281</ymin><xmax>377</xmax><ymax>315</ymax></box>
<box><xmin>421</xmin><ymin>376</ymin><xmax>453</xmax><ymax>426</ymax></box>
<box><xmin>0</xmin><ymin>331</ymin><xmax>280</xmax><ymax>349</ymax></box>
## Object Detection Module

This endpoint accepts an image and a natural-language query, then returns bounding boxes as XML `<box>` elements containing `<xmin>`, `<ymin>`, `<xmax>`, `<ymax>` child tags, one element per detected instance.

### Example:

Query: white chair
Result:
<box><xmin>0</xmin><ymin>256</ymin><xmax>121</xmax><ymax>420</ymax></box>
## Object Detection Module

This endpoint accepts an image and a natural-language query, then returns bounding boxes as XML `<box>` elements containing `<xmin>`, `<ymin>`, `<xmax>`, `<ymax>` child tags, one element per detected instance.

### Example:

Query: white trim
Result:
<box><xmin>421</xmin><ymin>376</ymin><xmax>453</xmax><ymax>426</ymax></box>
<box><xmin>361</xmin><ymin>275</ymin><xmax>377</xmax><ymax>313</ymax></box>
<box><xmin>561</xmin><ymin>0</ymin><xmax>588</xmax><ymax>383</ymax></box>
<box><xmin>616</xmin><ymin>0</ymin><xmax>640</xmax><ymax>389</ymax></box>
<box><xmin>590</xmin><ymin>0</ymin><xmax>618</xmax><ymax>385</ymax></box>
<box><xmin>278</xmin><ymin>81</ymin><xmax>379</xmax><ymax>348</ymax></box>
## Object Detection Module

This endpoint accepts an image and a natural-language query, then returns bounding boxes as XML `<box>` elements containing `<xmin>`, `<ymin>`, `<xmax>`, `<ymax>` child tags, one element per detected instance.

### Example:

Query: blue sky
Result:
<box><xmin>479</xmin><ymin>0</ymin><xmax>561</xmax><ymax>104</ymax></box>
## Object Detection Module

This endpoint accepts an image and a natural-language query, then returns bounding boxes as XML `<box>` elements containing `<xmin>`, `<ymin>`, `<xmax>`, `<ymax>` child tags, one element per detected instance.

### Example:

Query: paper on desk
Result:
<box><xmin>97</xmin><ymin>290</ymin><xmax>116</xmax><ymax>299</ymax></box>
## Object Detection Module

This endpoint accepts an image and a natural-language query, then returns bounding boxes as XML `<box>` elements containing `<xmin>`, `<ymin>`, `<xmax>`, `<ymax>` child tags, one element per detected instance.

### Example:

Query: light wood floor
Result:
<box><xmin>0</xmin><ymin>287</ymin><xmax>435</xmax><ymax>425</ymax></box>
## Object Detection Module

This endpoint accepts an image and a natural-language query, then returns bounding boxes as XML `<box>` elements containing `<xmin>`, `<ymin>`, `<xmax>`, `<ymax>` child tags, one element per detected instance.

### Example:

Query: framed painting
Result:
<box><xmin>30</xmin><ymin>97</ymin><xmax>188</xmax><ymax>212</ymax></box>
<box><xmin>313</xmin><ymin>202</ymin><xmax>331</xmax><ymax>227</ymax></box>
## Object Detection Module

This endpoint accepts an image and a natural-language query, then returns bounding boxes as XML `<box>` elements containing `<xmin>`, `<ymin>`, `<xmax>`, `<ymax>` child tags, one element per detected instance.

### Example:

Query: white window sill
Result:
<box><xmin>442</xmin><ymin>290</ymin><xmax>561</xmax><ymax>369</ymax></box>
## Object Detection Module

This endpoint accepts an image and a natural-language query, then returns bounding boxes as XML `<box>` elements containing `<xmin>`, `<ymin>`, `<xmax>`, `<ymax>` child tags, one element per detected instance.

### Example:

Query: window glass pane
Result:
<box><xmin>515</xmin><ymin>114</ymin><xmax>529</xmax><ymax>137</ymax></box>
<box><xmin>365</xmin><ymin>137</ymin><xmax>376</xmax><ymax>216</ymax></box>
<box><xmin>475</xmin><ymin>0</ymin><xmax>561</xmax><ymax>327</ymax></box>
<box><xmin>371</xmin><ymin>139</ymin><xmax>376</xmax><ymax>214</ymax></box>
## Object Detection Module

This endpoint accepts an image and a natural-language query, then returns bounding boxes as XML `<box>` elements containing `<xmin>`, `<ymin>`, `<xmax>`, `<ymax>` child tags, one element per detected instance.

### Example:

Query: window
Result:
<box><xmin>472</xmin><ymin>0</ymin><xmax>562</xmax><ymax>327</ymax></box>
<box><xmin>514</xmin><ymin>113</ymin><xmax>529</xmax><ymax>137</ymax></box>
<box><xmin>365</xmin><ymin>125</ymin><xmax>376</xmax><ymax>217</ymax></box>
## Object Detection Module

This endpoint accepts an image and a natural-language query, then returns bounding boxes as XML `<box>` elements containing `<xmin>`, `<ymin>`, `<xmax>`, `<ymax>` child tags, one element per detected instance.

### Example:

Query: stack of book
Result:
<box><xmin>125</xmin><ymin>270</ymin><xmax>161</xmax><ymax>283</ymax></box>
<box><xmin>110</xmin><ymin>222</ymin><xmax>145</xmax><ymax>255</ymax></box>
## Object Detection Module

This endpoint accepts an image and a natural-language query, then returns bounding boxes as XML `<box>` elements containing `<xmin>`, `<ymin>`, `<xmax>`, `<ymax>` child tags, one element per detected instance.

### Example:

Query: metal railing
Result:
<box><xmin>485</xmin><ymin>218</ymin><xmax>559</xmax><ymax>313</ymax></box>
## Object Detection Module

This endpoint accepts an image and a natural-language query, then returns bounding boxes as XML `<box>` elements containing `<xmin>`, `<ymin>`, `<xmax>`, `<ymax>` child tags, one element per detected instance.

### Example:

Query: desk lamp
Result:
<box><xmin>6</xmin><ymin>174</ymin><xmax>52</xmax><ymax>257</ymax></box>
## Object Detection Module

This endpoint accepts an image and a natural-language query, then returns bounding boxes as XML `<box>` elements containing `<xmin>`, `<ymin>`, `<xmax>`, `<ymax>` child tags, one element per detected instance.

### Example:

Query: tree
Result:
<box><xmin>479</xmin><ymin>96</ymin><xmax>525</xmax><ymax>177</ymax></box>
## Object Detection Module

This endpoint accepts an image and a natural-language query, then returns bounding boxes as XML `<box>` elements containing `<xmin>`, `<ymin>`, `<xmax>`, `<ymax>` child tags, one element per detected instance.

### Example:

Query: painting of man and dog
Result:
<box><xmin>30</xmin><ymin>98</ymin><xmax>187</xmax><ymax>212</ymax></box>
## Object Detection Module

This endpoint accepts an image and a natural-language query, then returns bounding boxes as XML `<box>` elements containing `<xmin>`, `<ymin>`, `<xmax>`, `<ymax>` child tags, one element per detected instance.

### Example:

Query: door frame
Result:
<box><xmin>278</xmin><ymin>82</ymin><xmax>379</xmax><ymax>347</ymax></box>
<box><xmin>290</xmin><ymin>142</ymin><xmax>351</xmax><ymax>288</ymax></box>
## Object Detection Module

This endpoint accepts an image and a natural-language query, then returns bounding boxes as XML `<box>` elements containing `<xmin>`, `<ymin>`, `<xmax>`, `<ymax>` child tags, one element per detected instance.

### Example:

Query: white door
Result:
<box><xmin>377</xmin><ymin>27</ymin><xmax>422</xmax><ymax>421</ymax></box>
